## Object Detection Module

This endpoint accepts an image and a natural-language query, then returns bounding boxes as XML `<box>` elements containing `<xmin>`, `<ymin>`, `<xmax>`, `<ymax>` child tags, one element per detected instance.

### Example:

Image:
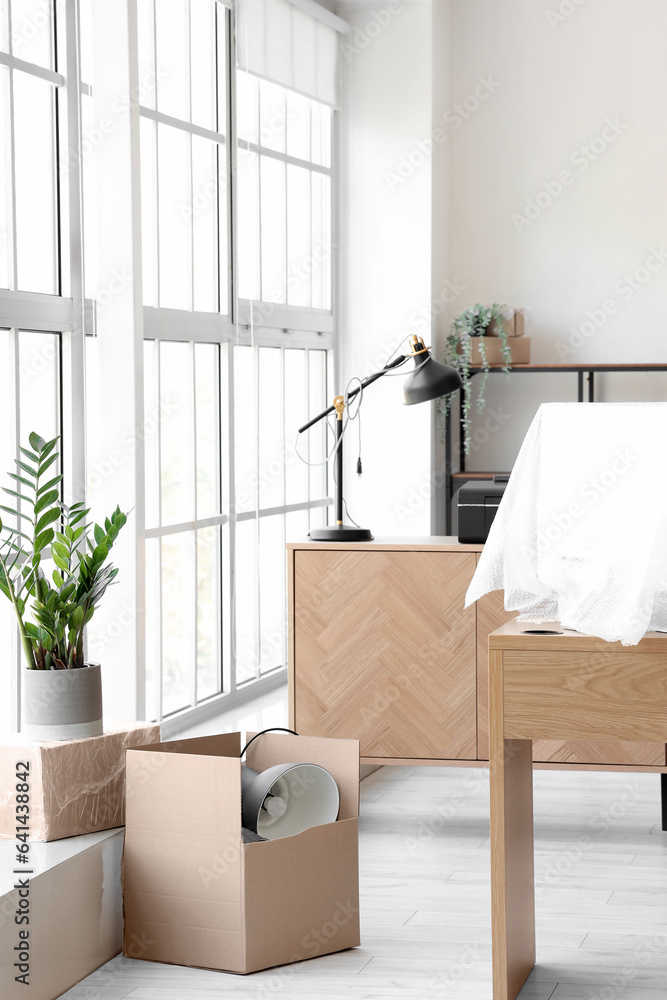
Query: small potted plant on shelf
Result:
<box><xmin>441</xmin><ymin>303</ymin><xmax>517</xmax><ymax>454</ymax></box>
<box><xmin>0</xmin><ymin>432</ymin><xmax>127</xmax><ymax>740</ymax></box>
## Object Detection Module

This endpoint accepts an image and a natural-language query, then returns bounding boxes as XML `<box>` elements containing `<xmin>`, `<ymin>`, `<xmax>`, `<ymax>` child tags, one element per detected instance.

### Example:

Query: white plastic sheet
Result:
<box><xmin>465</xmin><ymin>402</ymin><xmax>667</xmax><ymax>645</ymax></box>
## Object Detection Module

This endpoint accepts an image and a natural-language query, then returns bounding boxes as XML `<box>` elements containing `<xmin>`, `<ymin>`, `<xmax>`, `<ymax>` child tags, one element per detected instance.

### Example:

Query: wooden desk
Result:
<box><xmin>489</xmin><ymin>620</ymin><xmax>667</xmax><ymax>999</ymax></box>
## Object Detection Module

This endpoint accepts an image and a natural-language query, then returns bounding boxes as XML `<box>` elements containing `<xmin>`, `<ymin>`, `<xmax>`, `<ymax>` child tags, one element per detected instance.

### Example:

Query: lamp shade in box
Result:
<box><xmin>241</xmin><ymin>762</ymin><xmax>340</xmax><ymax>840</ymax></box>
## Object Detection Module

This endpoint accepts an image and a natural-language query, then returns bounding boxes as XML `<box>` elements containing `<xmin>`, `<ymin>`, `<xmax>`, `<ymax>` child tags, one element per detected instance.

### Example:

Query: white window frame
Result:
<box><xmin>0</xmin><ymin>0</ymin><xmax>87</xmax><ymax>735</ymax></box>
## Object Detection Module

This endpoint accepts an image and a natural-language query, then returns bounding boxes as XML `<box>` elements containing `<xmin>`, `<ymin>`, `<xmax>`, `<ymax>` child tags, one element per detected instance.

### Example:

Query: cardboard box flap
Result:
<box><xmin>130</xmin><ymin>732</ymin><xmax>241</xmax><ymax>758</ymax></box>
<box><xmin>246</xmin><ymin>732</ymin><xmax>360</xmax><ymax>820</ymax></box>
<box><xmin>125</xmin><ymin>744</ymin><xmax>242</xmax><ymax>839</ymax></box>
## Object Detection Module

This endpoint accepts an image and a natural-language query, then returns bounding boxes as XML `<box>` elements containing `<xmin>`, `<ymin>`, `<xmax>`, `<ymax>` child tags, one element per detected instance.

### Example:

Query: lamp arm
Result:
<box><xmin>297</xmin><ymin>354</ymin><xmax>408</xmax><ymax>434</ymax></box>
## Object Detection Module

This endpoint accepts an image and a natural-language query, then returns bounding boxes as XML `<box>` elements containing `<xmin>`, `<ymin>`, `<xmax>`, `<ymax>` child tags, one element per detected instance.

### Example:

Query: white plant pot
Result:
<box><xmin>21</xmin><ymin>663</ymin><xmax>103</xmax><ymax>741</ymax></box>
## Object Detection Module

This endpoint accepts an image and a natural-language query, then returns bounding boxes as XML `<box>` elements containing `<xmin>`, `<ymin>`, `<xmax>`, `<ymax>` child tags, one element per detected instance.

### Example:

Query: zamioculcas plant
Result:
<box><xmin>0</xmin><ymin>432</ymin><xmax>127</xmax><ymax>669</ymax></box>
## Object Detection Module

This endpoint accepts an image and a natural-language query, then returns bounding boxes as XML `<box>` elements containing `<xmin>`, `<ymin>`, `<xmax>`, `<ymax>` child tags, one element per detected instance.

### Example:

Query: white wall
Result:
<box><xmin>435</xmin><ymin>0</ymin><xmax>667</xmax><ymax>478</ymax></box>
<box><xmin>337</xmin><ymin>0</ymin><xmax>435</xmax><ymax>536</ymax></box>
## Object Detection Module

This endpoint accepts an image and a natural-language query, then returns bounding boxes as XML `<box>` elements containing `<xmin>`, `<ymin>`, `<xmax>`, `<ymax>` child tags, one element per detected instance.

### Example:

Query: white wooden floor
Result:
<box><xmin>58</xmin><ymin>765</ymin><xmax>667</xmax><ymax>1000</ymax></box>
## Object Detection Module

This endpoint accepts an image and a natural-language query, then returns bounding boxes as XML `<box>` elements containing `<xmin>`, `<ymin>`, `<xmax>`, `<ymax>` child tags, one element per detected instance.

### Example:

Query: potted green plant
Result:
<box><xmin>0</xmin><ymin>432</ymin><xmax>127</xmax><ymax>740</ymax></box>
<box><xmin>441</xmin><ymin>303</ymin><xmax>513</xmax><ymax>454</ymax></box>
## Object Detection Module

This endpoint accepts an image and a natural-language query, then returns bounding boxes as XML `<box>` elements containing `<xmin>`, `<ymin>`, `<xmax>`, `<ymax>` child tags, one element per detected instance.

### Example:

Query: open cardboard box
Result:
<box><xmin>122</xmin><ymin>731</ymin><xmax>360</xmax><ymax>974</ymax></box>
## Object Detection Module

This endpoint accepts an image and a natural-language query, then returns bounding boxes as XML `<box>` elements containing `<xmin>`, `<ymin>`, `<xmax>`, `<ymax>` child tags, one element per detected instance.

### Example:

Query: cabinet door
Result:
<box><xmin>293</xmin><ymin>549</ymin><xmax>477</xmax><ymax>759</ymax></box>
<box><xmin>476</xmin><ymin>573</ymin><xmax>666</xmax><ymax>766</ymax></box>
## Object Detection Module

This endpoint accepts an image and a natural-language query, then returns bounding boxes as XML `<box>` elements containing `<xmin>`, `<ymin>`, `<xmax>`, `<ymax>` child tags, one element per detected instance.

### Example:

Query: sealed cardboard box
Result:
<box><xmin>122</xmin><ymin>731</ymin><xmax>360</xmax><ymax>974</ymax></box>
<box><xmin>0</xmin><ymin>721</ymin><xmax>161</xmax><ymax>842</ymax></box>
<box><xmin>486</xmin><ymin>307</ymin><xmax>525</xmax><ymax>337</ymax></box>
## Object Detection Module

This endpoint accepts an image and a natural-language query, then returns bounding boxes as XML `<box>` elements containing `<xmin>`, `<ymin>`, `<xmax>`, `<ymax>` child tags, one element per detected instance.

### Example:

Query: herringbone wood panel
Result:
<box><xmin>294</xmin><ymin>550</ymin><xmax>477</xmax><ymax>759</ymax></box>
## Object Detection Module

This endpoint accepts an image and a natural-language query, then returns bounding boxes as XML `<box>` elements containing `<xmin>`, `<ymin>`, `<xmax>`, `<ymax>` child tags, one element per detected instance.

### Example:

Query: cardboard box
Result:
<box><xmin>486</xmin><ymin>307</ymin><xmax>525</xmax><ymax>337</ymax></box>
<box><xmin>122</xmin><ymin>731</ymin><xmax>360</xmax><ymax>974</ymax></box>
<box><xmin>0</xmin><ymin>721</ymin><xmax>161</xmax><ymax>842</ymax></box>
<box><xmin>467</xmin><ymin>336</ymin><xmax>531</xmax><ymax>366</ymax></box>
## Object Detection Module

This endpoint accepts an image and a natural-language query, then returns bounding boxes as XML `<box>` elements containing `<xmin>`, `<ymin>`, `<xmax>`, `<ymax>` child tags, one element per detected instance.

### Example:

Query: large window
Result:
<box><xmin>0</xmin><ymin>1</ymin><xmax>86</xmax><ymax>735</ymax></box>
<box><xmin>0</xmin><ymin>0</ymin><xmax>341</xmax><ymax>736</ymax></box>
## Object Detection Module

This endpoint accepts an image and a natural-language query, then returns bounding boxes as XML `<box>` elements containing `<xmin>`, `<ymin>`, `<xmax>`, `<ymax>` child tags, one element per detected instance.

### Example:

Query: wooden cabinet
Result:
<box><xmin>288</xmin><ymin>539</ymin><xmax>666</xmax><ymax>769</ymax></box>
<box><xmin>292</xmin><ymin>547</ymin><xmax>477</xmax><ymax>759</ymax></box>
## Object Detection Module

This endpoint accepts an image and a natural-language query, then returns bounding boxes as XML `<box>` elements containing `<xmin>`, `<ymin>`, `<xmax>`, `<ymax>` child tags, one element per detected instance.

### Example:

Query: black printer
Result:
<box><xmin>457</xmin><ymin>475</ymin><xmax>509</xmax><ymax>543</ymax></box>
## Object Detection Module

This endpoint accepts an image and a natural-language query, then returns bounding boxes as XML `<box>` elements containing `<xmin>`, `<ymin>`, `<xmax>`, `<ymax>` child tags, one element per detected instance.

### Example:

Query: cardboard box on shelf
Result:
<box><xmin>468</xmin><ymin>335</ymin><xmax>531</xmax><ymax>366</ymax></box>
<box><xmin>122</xmin><ymin>731</ymin><xmax>360</xmax><ymax>975</ymax></box>
<box><xmin>487</xmin><ymin>307</ymin><xmax>525</xmax><ymax>338</ymax></box>
<box><xmin>0</xmin><ymin>721</ymin><xmax>161</xmax><ymax>842</ymax></box>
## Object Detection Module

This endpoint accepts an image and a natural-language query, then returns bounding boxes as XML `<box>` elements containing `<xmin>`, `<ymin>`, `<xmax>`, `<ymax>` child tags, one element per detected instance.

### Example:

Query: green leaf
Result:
<box><xmin>15</xmin><ymin>459</ymin><xmax>37</xmax><ymax>479</ymax></box>
<box><xmin>94</xmin><ymin>523</ymin><xmax>105</xmax><ymax>545</ymax></box>
<box><xmin>37</xmin><ymin>475</ymin><xmax>63</xmax><ymax>496</ymax></box>
<box><xmin>52</xmin><ymin>541</ymin><xmax>69</xmax><ymax>560</ymax></box>
<box><xmin>60</xmin><ymin>582</ymin><xmax>75</xmax><ymax>602</ymax></box>
<box><xmin>52</xmin><ymin>552</ymin><xmax>69</xmax><ymax>573</ymax></box>
<box><xmin>38</xmin><ymin>628</ymin><xmax>53</xmax><ymax>651</ymax></box>
<box><xmin>8</xmin><ymin>473</ymin><xmax>35</xmax><ymax>490</ymax></box>
<box><xmin>34</xmin><ymin>490</ymin><xmax>59</xmax><ymax>515</ymax></box>
<box><xmin>35</xmin><ymin>508</ymin><xmax>60</xmax><ymax>535</ymax></box>
<box><xmin>65</xmin><ymin>525</ymin><xmax>74</xmax><ymax>542</ymax></box>
<box><xmin>37</xmin><ymin>453</ymin><xmax>59</xmax><ymax>477</ymax></box>
<box><xmin>34</xmin><ymin>528</ymin><xmax>55</xmax><ymax>553</ymax></box>
<box><xmin>18</xmin><ymin>446</ymin><xmax>40</xmax><ymax>463</ymax></box>
<box><xmin>52</xmin><ymin>569</ymin><xmax>64</xmax><ymax>588</ymax></box>
<box><xmin>0</xmin><ymin>504</ymin><xmax>32</xmax><ymax>525</ymax></box>
<box><xmin>39</xmin><ymin>437</ymin><xmax>59</xmax><ymax>461</ymax></box>
<box><xmin>70</xmin><ymin>606</ymin><xmax>84</xmax><ymax>629</ymax></box>
<box><xmin>28</xmin><ymin>432</ymin><xmax>46</xmax><ymax>452</ymax></box>
<box><xmin>2</xmin><ymin>487</ymin><xmax>32</xmax><ymax>505</ymax></box>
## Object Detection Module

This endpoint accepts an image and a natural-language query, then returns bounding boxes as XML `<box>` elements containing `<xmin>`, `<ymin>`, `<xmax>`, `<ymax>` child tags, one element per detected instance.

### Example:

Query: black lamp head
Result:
<box><xmin>403</xmin><ymin>336</ymin><xmax>463</xmax><ymax>405</ymax></box>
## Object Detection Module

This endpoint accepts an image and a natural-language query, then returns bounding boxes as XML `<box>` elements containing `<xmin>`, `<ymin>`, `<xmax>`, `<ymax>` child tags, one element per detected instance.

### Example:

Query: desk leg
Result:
<box><xmin>490</xmin><ymin>650</ymin><xmax>535</xmax><ymax>1000</ymax></box>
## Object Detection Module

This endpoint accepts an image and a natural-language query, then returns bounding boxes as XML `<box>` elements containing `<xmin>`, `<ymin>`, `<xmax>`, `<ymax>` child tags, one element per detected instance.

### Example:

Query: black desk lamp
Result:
<box><xmin>298</xmin><ymin>336</ymin><xmax>463</xmax><ymax>541</ymax></box>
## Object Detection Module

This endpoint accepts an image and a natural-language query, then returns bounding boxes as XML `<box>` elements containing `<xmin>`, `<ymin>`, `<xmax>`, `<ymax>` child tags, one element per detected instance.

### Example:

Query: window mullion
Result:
<box><xmin>190</xmin><ymin>341</ymin><xmax>198</xmax><ymax>710</ymax></box>
<box><xmin>6</xmin><ymin>64</ymin><xmax>17</xmax><ymax>290</ymax></box>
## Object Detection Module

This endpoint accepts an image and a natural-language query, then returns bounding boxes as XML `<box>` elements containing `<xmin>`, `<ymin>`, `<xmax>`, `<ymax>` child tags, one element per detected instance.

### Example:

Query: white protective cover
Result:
<box><xmin>465</xmin><ymin>402</ymin><xmax>667</xmax><ymax>645</ymax></box>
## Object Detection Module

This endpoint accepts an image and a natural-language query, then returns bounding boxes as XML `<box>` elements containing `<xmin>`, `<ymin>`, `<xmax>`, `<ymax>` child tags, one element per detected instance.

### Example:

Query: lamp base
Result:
<box><xmin>309</xmin><ymin>524</ymin><xmax>373</xmax><ymax>542</ymax></box>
